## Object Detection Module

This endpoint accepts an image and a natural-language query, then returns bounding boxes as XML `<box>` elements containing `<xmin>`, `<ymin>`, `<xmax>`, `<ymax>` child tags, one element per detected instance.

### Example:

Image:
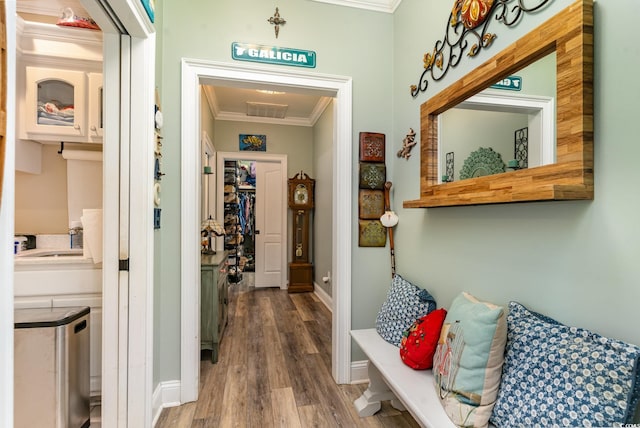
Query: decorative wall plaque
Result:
<box><xmin>359</xmin><ymin>163</ymin><xmax>386</xmax><ymax>190</ymax></box>
<box><xmin>359</xmin><ymin>132</ymin><xmax>385</xmax><ymax>162</ymax></box>
<box><xmin>358</xmin><ymin>189</ymin><xmax>385</xmax><ymax>219</ymax></box>
<box><xmin>514</xmin><ymin>127</ymin><xmax>528</xmax><ymax>168</ymax></box>
<box><xmin>358</xmin><ymin>219</ymin><xmax>387</xmax><ymax>247</ymax></box>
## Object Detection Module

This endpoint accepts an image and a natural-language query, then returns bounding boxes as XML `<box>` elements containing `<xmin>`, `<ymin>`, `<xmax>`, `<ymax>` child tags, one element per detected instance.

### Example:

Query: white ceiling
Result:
<box><xmin>202</xmin><ymin>85</ymin><xmax>333</xmax><ymax>127</ymax></box>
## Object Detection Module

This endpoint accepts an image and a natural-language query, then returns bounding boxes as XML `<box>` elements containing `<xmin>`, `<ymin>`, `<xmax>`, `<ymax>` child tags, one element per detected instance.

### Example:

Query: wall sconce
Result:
<box><xmin>201</xmin><ymin>216</ymin><xmax>224</xmax><ymax>255</ymax></box>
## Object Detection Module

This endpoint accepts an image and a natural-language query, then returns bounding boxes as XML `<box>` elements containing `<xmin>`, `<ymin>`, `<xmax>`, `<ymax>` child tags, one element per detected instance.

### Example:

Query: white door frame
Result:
<box><xmin>82</xmin><ymin>1</ymin><xmax>156</xmax><ymax>426</ymax></box>
<box><xmin>181</xmin><ymin>58</ymin><xmax>353</xmax><ymax>402</ymax></box>
<box><xmin>3</xmin><ymin>2</ymin><xmax>155</xmax><ymax>425</ymax></box>
<box><xmin>215</xmin><ymin>152</ymin><xmax>288</xmax><ymax>288</ymax></box>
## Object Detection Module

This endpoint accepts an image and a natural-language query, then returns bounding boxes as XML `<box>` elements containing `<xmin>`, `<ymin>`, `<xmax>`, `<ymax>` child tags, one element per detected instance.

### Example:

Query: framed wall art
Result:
<box><xmin>239</xmin><ymin>134</ymin><xmax>267</xmax><ymax>151</ymax></box>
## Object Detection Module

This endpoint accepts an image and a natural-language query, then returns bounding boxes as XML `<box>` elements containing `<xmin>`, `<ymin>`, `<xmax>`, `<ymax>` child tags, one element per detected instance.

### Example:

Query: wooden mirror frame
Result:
<box><xmin>404</xmin><ymin>0</ymin><xmax>593</xmax><ymax>208</ymax></box>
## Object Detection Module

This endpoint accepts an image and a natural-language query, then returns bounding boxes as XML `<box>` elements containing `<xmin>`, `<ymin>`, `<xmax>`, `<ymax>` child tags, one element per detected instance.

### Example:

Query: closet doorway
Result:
<box><xmin>216</xmin><ymin>152</ymin><xmax>287</xmax><ymax>289</ymax></box>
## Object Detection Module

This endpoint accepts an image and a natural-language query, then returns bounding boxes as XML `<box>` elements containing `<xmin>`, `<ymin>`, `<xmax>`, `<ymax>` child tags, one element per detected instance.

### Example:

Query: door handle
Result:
<box><xmin>255</xmin><ymin>230</ymin><xmax>260</xmax><ymax>234</ymax></box>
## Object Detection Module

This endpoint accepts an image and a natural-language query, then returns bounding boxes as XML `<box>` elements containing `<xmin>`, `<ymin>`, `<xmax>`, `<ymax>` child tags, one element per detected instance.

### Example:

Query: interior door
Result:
<box><xmin>255</xmin><ymin>161</ymin><xmax>283</xmax><ymax>288</ymax></box>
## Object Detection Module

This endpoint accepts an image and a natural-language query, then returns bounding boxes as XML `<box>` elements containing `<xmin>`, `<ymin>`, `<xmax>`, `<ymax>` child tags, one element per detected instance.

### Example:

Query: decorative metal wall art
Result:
<box><xmin>358</xmin><ymin>189</ymin><xmax>385</xmax><ymax>219</ymax></box>
<box><xmin>358</xmin><ymin>220</ymin><xmax>387</xmax><ymax>247</ymax></box>
<box><xmin>514</xmin><ymin>127</ymin><xmax>528</xmax><ymax>168</ymax></box>
<box><xmin>410</xmin><ymin>0</ymin><xmax>554</xmax><ymax>98</ymax></box>
<box><xmin>445</xmin><ymin>152</ymin><xmax>455</xmax><ymax>182</ymax></box>
<box><xmin>359</xmin><ymin>132</ymin><xmax>385</xmax><ymax>162</ymax></box>
<box><xmin>459</xmin><ymin>147</ymin><xmax>505</xmax><ymax>180</ymax></box>
<box><xmin>358</xmin><ymin>132</ymin><xmax>387</xmax><ymax>247</ymax></box>
<box><xmin>397</xmin><ymin>128</ymin><xmax>418</xmax><ymax>160</ymax></box>
<box><xmin>359</xmin><ymin>163</ymin><xmax>386</xmax><ymax>190</ymax></box>
<box><xmin>268</xmin><ymin>7</ymin><xmax>286</xmax><ymax>38</ymax></box>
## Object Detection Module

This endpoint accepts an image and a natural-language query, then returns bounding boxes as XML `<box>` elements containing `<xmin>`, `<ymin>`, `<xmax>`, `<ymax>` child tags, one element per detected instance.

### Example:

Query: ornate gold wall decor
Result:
<box><xmin>410</xmin><ymin>0</ymin><xmax>554</xmax><ymax>98</ymax></box>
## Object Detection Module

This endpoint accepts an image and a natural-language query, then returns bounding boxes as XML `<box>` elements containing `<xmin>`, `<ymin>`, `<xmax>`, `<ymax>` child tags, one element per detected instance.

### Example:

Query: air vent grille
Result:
<box><xmin>246</xmin><ymin>102</ymin><xmax>288</xmax><ymax>119</ymax></box>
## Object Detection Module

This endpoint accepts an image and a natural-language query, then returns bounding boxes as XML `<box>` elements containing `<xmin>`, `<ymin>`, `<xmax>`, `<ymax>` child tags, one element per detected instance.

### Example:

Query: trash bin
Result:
<box><xmin>14</xmin><ymin>306</ymin><xmax>91</xmax><ymax>428</ymax></box>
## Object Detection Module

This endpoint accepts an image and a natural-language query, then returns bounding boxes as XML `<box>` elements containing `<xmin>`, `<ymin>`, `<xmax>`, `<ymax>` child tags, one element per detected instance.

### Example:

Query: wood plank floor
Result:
<box><xmin>155</xmin><ymin>276</ymin><xmax>420</xmax><ymax>428</ymax></box>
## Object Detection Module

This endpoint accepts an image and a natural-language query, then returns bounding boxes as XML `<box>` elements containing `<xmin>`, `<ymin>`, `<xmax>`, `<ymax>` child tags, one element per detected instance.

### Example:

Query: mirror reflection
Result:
<box><xmin>438</xmin><ymin>52</ymin><xmax>556</xmax><ymax>183</ymax></box>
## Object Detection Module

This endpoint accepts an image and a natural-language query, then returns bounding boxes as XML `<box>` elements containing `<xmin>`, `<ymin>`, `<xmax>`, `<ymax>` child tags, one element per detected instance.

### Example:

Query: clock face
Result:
<box><xmin>294</xmin><ymin>184</ymin><xmax>308</xmax><ymax>205</ymax></box>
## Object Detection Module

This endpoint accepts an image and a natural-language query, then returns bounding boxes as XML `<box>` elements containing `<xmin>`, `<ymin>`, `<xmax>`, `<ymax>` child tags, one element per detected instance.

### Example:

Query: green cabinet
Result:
<box><xmin>201</xmin><ymin>252</ymin><xmax>228</xmax><ymax>363</ymax></box>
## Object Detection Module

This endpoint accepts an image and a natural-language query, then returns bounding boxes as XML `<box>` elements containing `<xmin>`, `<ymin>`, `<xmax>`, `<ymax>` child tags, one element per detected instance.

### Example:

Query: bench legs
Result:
<box><xmin>354</xmin><ymin>362</ymin><xmax>406</xmax><ymax>417</ymax></box>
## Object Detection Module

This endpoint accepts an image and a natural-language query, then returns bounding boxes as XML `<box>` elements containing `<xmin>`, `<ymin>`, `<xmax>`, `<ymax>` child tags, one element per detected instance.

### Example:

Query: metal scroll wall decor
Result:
<box><xmin>410</xmin><ymin>0</ymin><xmax>554</xmax><ymax>98</ymax></box>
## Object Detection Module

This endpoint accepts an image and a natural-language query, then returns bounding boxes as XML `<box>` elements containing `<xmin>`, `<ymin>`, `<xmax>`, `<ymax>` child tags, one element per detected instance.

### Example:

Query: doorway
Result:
<box><xmin>215</xmin><ymin>152</ymin><xmax>287</xmax><ymax>289</ymax></box>
<box><xmin>181</xmin><ymin>59</ymin><xmax>353</xmax><ymax>402</ymax></box>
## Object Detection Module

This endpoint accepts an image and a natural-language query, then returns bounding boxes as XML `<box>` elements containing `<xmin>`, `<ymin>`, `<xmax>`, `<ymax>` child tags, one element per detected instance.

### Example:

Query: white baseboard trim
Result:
<box><xmin>152</xmin><ymin>380</ymin><xmax>181</xmax><ymax>427</ymax></box>
<box><xmin>313</xmin><ymin>282</ymin><xmax>333</xmax><ymax>312</ymax></box>
<box><xmin>350</xmin><ymin>359</ymin><xmax>369</xmax><ymax>384</ymax></box>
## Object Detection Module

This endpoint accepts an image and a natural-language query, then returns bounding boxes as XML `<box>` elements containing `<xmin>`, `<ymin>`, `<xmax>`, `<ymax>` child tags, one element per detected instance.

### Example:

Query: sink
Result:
<box><xmin>16</xmin><ymin>248</ymin><xmax>84</xmax><ymax>258</ymax></box>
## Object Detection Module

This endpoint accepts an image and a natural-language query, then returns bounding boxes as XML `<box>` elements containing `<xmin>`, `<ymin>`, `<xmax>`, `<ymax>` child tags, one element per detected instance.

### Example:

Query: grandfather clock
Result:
<box><xmin>288</xmin><ymin>171</ymin><xmax>315</xmax><ymax>293</ymax></box>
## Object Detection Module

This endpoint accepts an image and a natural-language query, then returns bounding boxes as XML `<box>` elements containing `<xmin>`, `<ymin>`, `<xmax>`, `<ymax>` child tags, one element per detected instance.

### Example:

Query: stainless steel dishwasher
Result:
<box><xmin>14</xmin><ymin>306</ymin><xmax>91</xmax><ymax>428</ymax></box>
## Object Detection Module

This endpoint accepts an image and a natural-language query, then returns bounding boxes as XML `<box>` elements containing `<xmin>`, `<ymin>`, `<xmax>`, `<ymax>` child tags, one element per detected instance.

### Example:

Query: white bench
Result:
<box><xmin>351</xmin><ymin>328</ymin><xmax>457</xmax><ymax>428</ymax></box>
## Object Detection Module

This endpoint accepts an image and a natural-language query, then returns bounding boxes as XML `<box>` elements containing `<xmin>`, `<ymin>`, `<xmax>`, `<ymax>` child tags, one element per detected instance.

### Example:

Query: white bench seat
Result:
<box><xmin>351</xmin><ymin>328</ymin><xmax>457</xmax><ymax>428</ymax></box>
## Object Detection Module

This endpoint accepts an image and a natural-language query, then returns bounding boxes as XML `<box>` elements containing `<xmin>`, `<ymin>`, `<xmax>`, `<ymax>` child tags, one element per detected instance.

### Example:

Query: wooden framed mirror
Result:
<box><xmin>404</xmin><ymin>0</ymin><xmax>593</xmax><ymax>208</ymax></box>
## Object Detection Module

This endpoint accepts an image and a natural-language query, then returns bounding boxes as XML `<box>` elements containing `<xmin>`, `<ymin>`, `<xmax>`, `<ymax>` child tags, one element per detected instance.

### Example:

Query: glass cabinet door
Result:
<box><xmin>25</xmin><ymin>67</ymin><xmax>87</xmax><ymax>138</ymax></box>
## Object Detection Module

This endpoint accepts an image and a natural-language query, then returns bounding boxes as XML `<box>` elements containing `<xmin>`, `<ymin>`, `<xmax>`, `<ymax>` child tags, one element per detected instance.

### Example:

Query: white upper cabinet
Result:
<box><xmin>17</xmin><ymin>17</ymin><xmax>103</xmax><ymax>144</ymax></box>
<box><xmin>22</xmin><ymin>67</ymin><xmax>103</xmax><ymax>143</ymax></box>
<box><xmin>88</xmin><ymin>72</ymin><xmax>104</xmax><ymax>139</ymax></box>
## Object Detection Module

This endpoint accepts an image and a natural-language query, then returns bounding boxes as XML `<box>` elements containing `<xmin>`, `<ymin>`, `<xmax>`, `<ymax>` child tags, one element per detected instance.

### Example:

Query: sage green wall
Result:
<box><xmin>155</xmin><ymin>0</ymin><xmax>393</xmax><ymax>381</ymax></box>
<box><xmin>390</xmin><ymin>0</ymin><xmax>640</xmax><ymax>367</ymax></box>
<box><xmin>313</xmin><ymin>100</ymin><xmax>334</xmax><ymax>296</ymax></box>
<box><xmin>213</xmin><ymin>122</ymin><xmax>313</xmax><ymax>177</ymax></box>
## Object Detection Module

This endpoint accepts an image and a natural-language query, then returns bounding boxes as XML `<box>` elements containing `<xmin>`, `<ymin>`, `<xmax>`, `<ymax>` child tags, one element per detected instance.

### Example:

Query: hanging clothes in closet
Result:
<box><xmin>238</xmin><ymin>191</ymin><xmax>255</xmax><ymax>237</ymax></box>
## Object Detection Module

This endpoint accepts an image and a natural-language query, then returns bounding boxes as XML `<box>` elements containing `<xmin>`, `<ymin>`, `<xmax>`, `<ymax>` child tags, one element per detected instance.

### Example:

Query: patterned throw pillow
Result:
<box><xmin>433</xmin><ymin>292</ymin><xmax>507</xmax><ymax>428</ymax></box>
<box><xmin>400</xmin><ymin>308</ymin><xmax>447</xmax><ymax>370</ymax></box>
<box><xmin>490</xmin><ymin>301</ymin><xmax>640</xmax><ymax>427</ymax></box>
<box><xmin>375</xmin><ymin>274</ymin><xmax>436</xmax><ymax>347</ymax></box>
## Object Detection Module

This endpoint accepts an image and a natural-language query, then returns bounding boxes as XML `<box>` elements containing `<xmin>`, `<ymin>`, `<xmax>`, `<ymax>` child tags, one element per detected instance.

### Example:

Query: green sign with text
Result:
<box><xmin>232</xmin><ymin>42</ymin><xmax>316</xmax><ymax>68</ymax></box>
<box><xmin>490</xmin><ymin>76</ymin><xmax>522</xmax><ymax>91</ymax></box>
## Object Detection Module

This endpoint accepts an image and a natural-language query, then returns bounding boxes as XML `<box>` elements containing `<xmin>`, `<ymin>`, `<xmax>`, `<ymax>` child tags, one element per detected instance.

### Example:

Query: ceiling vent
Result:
<box><xmin>246</xmin><ymin>102</ymin><xmax>288</xmax><ymax>119</ymax></box>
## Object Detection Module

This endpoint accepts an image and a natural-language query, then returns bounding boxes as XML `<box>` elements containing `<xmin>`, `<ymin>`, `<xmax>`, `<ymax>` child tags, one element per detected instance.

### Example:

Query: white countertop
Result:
<box><xmin>14</xmin><ymin>248</ymin><xmax>99</xmax><ymax>269</ymax></box>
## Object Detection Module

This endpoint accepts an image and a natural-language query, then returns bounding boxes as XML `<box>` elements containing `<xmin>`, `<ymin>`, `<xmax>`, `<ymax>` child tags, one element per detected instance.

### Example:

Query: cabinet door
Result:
<box><xmin>200</xmin><ymin>267</ymin><xmax>215</xmax><ymax>345</ymax></box>
<box><xmin>217</xmin><ymin>266</ymin><xmax>228</xmax><ymax>338</ymax></box>
<box><xmin>25</xmin><ymin>67</ymin><xmax>87</xmax><ymax>139</ymax></box>
<box><xmin>88</xmin><ymin>72</ymin><xmax>103</xmax><ymax>140</ymax></box>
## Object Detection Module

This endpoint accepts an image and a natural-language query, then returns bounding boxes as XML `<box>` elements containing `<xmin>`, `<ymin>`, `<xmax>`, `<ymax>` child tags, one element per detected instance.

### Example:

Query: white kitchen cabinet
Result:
<box><xmin>88</xmin><ymin>72</ymin><xmax>104</xmax><ymax>139</ymax></box>
<box><xmin>22</xmin><ymin>66</ymin><xmax>102</xmax><ymax>143</ymax></box>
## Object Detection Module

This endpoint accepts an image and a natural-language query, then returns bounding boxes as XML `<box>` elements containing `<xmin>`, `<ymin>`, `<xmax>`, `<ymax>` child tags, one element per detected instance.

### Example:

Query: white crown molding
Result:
<box><xmin>16</xmin><ymin>17</ymin><xmax>102</xmax><ymax>69</ymax></box>
<box><xmin>17</xmin><ymin>0</ymin><xmax>90</xmax><ymax>18</ymax></box>
<box><xmin>308</xmin><ymin>97</ymin><xmax>333</xmax><ymax>126</ymax></box>
<box><xmin>22</xmin><ymin>19</ymin><xmax>103</xmax><ymax>46</ymax></box>
<box><xmin>202</xmin><ymin>85</ymin><xmax>220</xmax><ymax>118</ymax></box>
<box><xmin>203</xmin><ymin>86</ymin><xmax>333</xmax><ymax>127</ymax></box>
<box><xmin>309</xmin><ymin>0</ymin><xmax>402</xmax><ymax>14</ymax></box>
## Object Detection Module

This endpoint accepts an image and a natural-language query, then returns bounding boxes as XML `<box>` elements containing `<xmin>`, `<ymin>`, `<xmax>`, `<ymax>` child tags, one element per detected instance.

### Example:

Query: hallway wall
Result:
<box><xmin>155</xmin><ymin>0</ymin><xmax>393</xmax><ymax>384</ymax></box>
<box><xmin>390</xmin><ymin>0</ymin><xmax>640</xmax><ymax>359</ymax></box>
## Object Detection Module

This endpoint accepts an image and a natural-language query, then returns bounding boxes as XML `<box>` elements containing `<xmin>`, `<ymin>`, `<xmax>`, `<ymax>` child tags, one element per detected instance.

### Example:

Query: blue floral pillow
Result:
<box><xmin>491</xmin><ymin>301</ymin><xmax>640</xmax><ymax>427</ymax></box>
<box><xmin>375</xmin><ymin>274</ymin><xmax>436</xmax><ymax>347</ymax></box>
